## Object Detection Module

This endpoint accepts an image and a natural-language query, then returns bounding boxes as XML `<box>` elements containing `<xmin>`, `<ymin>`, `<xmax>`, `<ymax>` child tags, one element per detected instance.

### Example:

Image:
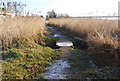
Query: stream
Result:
<box><xmin>42</xmin><ymin>26</ymin><xmax>73</xmax><ymax>79</ymax></box>
<box><xmin>43</xmin><ymin>59</ymin><xmax>71</xmax><ymax>79</ymax></box>
<box><xmin>35</xmin><ymin>26</ymin><xmax>73</xmax><ymax>79</ymax></box>
<box><xmin>35</xmin><ymin>25</ymin><xmax>112</xmax><ymax>79</ymax></box>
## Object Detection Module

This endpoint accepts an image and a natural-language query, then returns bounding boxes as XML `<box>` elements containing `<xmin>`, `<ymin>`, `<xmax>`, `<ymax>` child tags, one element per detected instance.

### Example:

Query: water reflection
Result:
<box><xmin>56</xmin><ymin>40</ymin><xmax>73</xmax><ymax>47</ymax></box>
<box><xmin>53</xmin><ymin>34</ymin><xmax>66</xmax><ymax>38</ymax></box>
<box><xmin>41</xmin><ymin>26</ymin><xmax>73</xmax><ymax>79</ymax></box>
<box><xmin>43</xmin><ymin>60</ymin><xmax>71</xmax><ymax>79</ymax></box>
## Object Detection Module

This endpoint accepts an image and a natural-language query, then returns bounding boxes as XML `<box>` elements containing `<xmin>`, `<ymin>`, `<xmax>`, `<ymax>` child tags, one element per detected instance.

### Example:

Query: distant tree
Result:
<box><xmin>47</xmin><ymin>10</ymin><xmax>57</xmax><ymax>18</ymax></box>
<box><xmin>0</xmin><ymin>0</ymin><xmax>26</xmax><ymax>16</ymax></box>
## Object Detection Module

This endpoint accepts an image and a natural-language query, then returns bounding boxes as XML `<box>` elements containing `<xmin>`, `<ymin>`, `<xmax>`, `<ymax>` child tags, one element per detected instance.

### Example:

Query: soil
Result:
<box><xmin>38</xmin><ymin>25</ymin><xmax>119</xmax><ymax>79</ymax></box>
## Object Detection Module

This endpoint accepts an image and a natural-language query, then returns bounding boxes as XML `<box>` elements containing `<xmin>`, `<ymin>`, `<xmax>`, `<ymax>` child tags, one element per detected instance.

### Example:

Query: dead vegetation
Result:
<box><xmin>0</xmin><ymin>16</ymin><xmax>46</xmax><ymax>49</ymax></box>
<box><xmin>47</xmin><ymin>18</ymin><xmax>120</xmax><ymax>66</ymax></box>
<box><xmin>0</xmin><ymin>16</ymin><xmax>61</xmax><ymax>79</ymax></box>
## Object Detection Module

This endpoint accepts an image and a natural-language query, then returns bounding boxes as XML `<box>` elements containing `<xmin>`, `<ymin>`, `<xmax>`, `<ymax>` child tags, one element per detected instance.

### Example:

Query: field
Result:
<box><xmin>0</xmin><ymin>16</ymin><xmax>119</xmax><ymax>79</ymax></box>
<box><xmin>47</xmin><ymin>18</ymin><xmax>120</xmax><ymax>66</ymax></box>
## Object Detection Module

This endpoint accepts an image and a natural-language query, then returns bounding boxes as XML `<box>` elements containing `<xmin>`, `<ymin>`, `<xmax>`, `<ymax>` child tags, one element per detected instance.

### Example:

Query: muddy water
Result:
<box><xmin>48</xmin><ymin>26</ymin><xmax>73</xmax><ymax>47</ymax></box>
<box><xmin>36</xmin><ymin>26</ymin><xmax>108</xmax><ymax>79</ymax></box>
<box><xmin>43</xmin><ymin>26</ymin><xmax>73</xmax><ymax>79</ymax></box>
<box><xmin>42</xmin><ymin>46</ymin><xmax>73</xmax><ymax>79</ymax></box>
<box><xmin>43</xmin><ymin>59</ymin><xmax>71</xmax><ymax>79</ymax></box>
<box><xmin>35</xmin><ymin>26</ymin><xmax>73</xmax><ymax>79</ymax></box>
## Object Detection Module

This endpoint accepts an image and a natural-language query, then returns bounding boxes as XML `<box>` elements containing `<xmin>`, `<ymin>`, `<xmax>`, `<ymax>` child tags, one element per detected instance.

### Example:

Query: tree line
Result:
<box><xmin>47</xmin><ymin>10</ymin><xmax>69</xmax><ymax>18</ymax></box>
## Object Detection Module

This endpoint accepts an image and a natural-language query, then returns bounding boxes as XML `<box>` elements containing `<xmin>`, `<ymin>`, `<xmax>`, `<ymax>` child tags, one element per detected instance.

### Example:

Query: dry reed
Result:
<box><xmin>48</xmin><ymin>18</ymin><xmax>118</xmax><ymax>47</ymax></box>
<box><xmin>0</xmin><ymin>16</ymin><xmax>46</xmax><ymax>49</ymax></box>
<box><xmin>48</xmin><ymin>18</ymin><xmax>120</xmax><ymax>64</ymax></box>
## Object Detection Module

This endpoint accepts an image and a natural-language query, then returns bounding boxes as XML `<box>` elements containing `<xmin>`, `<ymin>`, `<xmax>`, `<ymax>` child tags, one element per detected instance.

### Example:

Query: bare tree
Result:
<box><xmin>0</xmin><ymin>0</ymin><xmax>26</xmax><ymax>16</ymax></box>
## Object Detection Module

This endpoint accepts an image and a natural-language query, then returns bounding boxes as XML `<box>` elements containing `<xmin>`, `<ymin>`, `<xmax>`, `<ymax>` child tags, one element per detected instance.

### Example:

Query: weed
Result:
<box><xmin>2</xmin><ymin>45</ymin><xmax>60</xmax><ymax>79</ymax></box>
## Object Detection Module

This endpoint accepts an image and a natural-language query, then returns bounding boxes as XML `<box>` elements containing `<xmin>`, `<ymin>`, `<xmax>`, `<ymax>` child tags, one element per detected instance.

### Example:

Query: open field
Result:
<box><xmin>47</xmin><ymin>18</ymin><xmax>120</xmax><ymax>66</ymax></box>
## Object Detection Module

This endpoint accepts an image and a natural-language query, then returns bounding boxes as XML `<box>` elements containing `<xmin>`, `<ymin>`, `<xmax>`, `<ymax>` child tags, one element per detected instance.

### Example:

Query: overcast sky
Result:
<box><xmin>19</xmin><ymin>0</ymin><xmax>119</xmax><ymax>17</ymax></box>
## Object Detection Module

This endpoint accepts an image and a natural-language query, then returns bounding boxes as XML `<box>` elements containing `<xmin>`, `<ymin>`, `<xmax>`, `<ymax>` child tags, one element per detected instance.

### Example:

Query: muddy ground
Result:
<box><xmin>36</xmin><ymin>25</ymin><xmax>119</xmax><ymax>79</ymax></box>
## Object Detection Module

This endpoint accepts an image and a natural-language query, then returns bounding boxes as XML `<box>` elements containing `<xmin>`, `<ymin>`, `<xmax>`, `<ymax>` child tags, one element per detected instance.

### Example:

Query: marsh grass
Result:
<box><xmin>48</xmin><ymin>18</ymin><xmax>120</xmax><ymax>65</ymax></box>
<box><xmin>68</xmin><ymin>48</ymin><xmax>118</xmax><ymax>79</ymax></box>
<box><xmin>0</xmin><ymin>16</ymin><xmax>46</xmax><ymax>49</ymax></box>
<box><xmin>48</xmin><ymin>18</ymin><xmax>118</xmax><ymax>38</ymax></box>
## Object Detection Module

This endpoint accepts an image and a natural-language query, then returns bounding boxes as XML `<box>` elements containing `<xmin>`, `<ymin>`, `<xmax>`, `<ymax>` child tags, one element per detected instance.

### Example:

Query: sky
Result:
<box><xmin>2</xmin><ymin>0</ymin><xmax>120</xmax><ymax>17</ymax></box>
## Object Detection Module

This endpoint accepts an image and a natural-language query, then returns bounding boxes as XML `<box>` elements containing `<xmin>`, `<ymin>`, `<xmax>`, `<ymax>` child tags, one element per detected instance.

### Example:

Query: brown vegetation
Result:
<box><xmin>47</xmin><ymin>18</ymin><xmax>120</xmax><ymax>66</ymax></box>
<box><xmin>0</xmin><ymin>16</ymin><xmax>46</xmax><ymax>49</ymax></box>
<box><xmin>0</xmin><ymin>16</ymin><xmax>61</xmax><ymax>79</ymax></box>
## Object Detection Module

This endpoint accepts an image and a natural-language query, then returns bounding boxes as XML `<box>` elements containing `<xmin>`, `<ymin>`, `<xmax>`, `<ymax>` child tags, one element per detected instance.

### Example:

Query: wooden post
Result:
<box><xmin>3</xmin><ymin>2</ymin><xmax>6</xmax><ymax>16</ymax></box>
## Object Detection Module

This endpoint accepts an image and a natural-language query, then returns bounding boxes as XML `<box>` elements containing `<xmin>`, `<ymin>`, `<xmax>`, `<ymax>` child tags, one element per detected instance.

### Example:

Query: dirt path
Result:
<box><xmin>60</xmin><ymin>47</ymin><xmax>72</xmax><ymax>58</ymax></box>
<box><xmin>41</xmin><ymin>26</ymin><xmax>101</xmax><ymax>79</ymax></box>
<box><xmin>36</xmin><ymin>25</ymin><xmax>118</xmax><ymax>79</ymax></box>
<box><xmin>42</xmin><ymin>47</ymin><xmax>72</xmax><ymax>79</ymax></box>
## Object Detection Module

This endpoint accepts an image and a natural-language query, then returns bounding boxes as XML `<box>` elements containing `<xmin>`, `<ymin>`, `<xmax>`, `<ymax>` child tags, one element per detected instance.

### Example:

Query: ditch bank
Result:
<box><xmin>2</xmin><ymin>32</ymin><xmax>60</xmax><ymax>79</ymax></box>
<box><xmin>35</xmin><ymin>25</ymin><xmax>91</xmax><ymax>79</ymax></box>
<box><xmin>42</xmin><ymin>24</ymin><xmax>119</xmax><ymax>79</ymax></box>
<box><xmin>46</xmin><ymin>23</ymin><xmax>120</xmax><ymax>67</ymax></box>
<box><xmin>46</xmin><ymin>24</ymin><xmax>89</xmax><ymax>50</ymax></box>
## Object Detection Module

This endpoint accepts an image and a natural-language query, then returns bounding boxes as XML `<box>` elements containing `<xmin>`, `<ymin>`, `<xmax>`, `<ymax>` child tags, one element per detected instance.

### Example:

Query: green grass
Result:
<box><xmin>69</xmin><ymin>48</ymin><xmax>91</xmax><ymax>69</ymax></box>
<box><xmin>68</xmin><ymin>48</ymin><xmax>119</xmax><ymax>79</ymax></box>
<box><xmin>67</xmin><ymin>48</ymin><xmax>102</xmax><ymax>79</ymax></box>
<box><xmin>44</xmin><ymin>37</ymin><xmax>59</xmax><ymax>44</ymax></box>
<box><xmin>2</xmin><ymin>45</ymin><xmax>60</xmax><ymax>79</ymax></box>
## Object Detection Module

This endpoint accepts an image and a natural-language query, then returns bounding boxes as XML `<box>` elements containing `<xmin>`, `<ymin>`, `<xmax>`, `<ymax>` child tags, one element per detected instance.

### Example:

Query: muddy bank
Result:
<box><xmin>41</xmin><ymin>47</ymin><xmax>72</xmax><ymax>79</ymax></box>
<box><xmin>47</xmin><ymin>24</ymin><xmax>89</xmax><ymax>50</ymax></box>
<box><xmin>46</xmin><ymin>23</ymin><xmax>120</xmax><ymax>67</ymax></box>
<box><xmin>35</xmin><ymin>25</ymin><xmax>73</xmax><ymax>79</ymax></box>
<box><xmin>43</xmin><ymin>25</ymin><xmax>119</xmax><ymax>79</ymax></box>
<box><xmin>38</xmin><ymin>25</ymin><xmax>74</xmax><ymax>79</ymax></box>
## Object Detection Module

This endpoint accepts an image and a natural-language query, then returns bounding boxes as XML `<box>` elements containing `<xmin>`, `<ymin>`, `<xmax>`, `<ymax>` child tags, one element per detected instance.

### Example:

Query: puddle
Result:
<box><xmin>37</xmin><ymin>26</ymin><xmax>89</xmax><ymax>79</ymax></box>
<box><xmin>49</xmin><ymin>25</ymin><xmax>73</xmax><ymax>47</ymax></box>
<box><xmin>44</xmin><ymin>25</ymin><xmax>118</xmax><ymax>79</ymax></box>
<box><xmin>56</xmin><ymin>40</ymin><xmax>73</xmax><ymax>47</ymax></box>
<box><xmin>36</xmin><ymin>26</ymin><xmax>72</xmax><ymax>79</ymax></box>
<box><xmin>74</xmin><ymin>36</ymin><xmax>83</xmax><ymax>40</ymax></box>
<box><xmin>47</xmin><ymin>26</ymin><xmax>53</xmax><ymax>29</ymax></box>
<box><xmin>42</xmin><ymin>60</ymin><xmax>71</xmax><ymax>79</ymax></box>
<box><xmin>53</xmin><ymin>34</ymin><xmax>66</xmax><ymax>38</ymax></box>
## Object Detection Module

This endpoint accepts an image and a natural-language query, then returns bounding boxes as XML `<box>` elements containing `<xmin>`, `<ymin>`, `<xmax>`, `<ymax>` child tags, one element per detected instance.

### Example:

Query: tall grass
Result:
<box><xmin>0</xmin><ymin>16</ymin><xmax>61</xmax><ymax>79</ymax></box>
<box><xmin>0</xmin><ymin>16</ymin><xmax>46</xmax><ymax>49</ymax></box>
<box><xmin>48</xmin><ymin>18</ymin><xmax>120</xmax><ymax>65</ymax></box>
<box><xmin>48</xmin><ymin>18</ymin><xmax>118</xmax><ymax>46</ymax></box>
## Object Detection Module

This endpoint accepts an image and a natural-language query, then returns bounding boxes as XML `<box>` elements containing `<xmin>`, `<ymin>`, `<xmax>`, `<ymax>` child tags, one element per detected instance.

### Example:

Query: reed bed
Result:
<box><xmin>48</xmin><ymin>18</ymin><xmax>118</xmax><ymax>47</ymax></box>
<box><xmin>0</xmin><ymin>16</ymin><xmax>46</xmax><ymax>49</ymax></box>
<box><xmin>48</xmin><ymin>18</ymin><xmax>120</xmax><ymax>65</ymax></box>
